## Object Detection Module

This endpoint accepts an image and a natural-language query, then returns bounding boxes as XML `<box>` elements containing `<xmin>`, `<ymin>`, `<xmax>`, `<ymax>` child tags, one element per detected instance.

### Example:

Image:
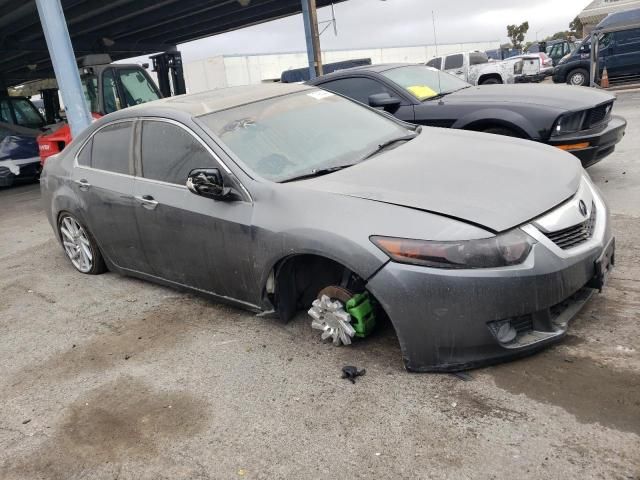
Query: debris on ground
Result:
<box><xmin>451</xmin><ymin>372</ymin><xmax>474</xmax><ymax>381</ymax></box>
<box><xmin>341</xmin><ymin>365</ymin><xmax>366</xmax><ymax>383</ymax></box>
<box><xmin>21</xmin><ymin>419</ymin><xmax>31</xmax><ymax>425</ymax></box>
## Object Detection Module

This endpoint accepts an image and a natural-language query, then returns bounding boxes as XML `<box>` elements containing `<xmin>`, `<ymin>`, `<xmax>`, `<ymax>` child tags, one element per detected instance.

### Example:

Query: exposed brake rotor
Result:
<box><xmin>308</xmin><ymin>286</ymin><xmax>356</xmax><ymax>346</ymax></box>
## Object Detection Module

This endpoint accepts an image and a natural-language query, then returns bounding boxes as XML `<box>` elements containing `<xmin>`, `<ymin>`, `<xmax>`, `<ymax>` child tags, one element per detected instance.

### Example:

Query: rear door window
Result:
<box><xmin>90</xmin><ymin>122</ymin><xmax>133</xmax><ymax>174</ymax></box>
<box><xmin>444</xmin><ymin>54</ymin><xmax>464</xmax><ymax>70</ymax></box>
<box><xmin>77</xmin><ymin>139</ymin><xmax>92</xmax><ymax>167</ymax></box>
<box><xmin>318</xmin><ymin>77</ymin><xmax>394</xmax><ymax>105</ymax></box>
<box><xmin>140</xmin><ymin>120</ymin><xmax>216</xmax><ymax>185</ymax></box>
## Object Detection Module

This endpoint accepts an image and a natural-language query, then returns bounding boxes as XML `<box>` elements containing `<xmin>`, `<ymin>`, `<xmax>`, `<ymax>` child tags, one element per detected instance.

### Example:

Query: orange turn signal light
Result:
<box><xmin>555</xmin><ymin>142</ymin><xmax>590</xmax><ymax>151</ymax></box>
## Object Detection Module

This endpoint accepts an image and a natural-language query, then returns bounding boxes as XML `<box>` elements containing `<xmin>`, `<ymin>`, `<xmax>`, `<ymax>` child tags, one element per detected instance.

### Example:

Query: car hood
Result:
<box><xmin>447</xmin><ymin>84</ymin><xmax>615</xmax><ymax>111</ymax></box>
<box><xmin>302</xmin><ymin>128</ymin><xmax>582</xmax><ymax>233</ymax></box>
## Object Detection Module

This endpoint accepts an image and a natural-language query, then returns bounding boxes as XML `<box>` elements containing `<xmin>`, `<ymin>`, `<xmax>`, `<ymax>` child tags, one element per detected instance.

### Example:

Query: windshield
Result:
<box><xmin>118</xmin><ymin>68</ymin><xmax>161</xmax><ymax>106</ymax></box>
<box><xmin>381</xmin><ymin>65</ymin><xmax>470</xmax><ymax>101</ymax></box>
<box><xmin>11</xmin><ymin>98</ymin><xmax>45</xmax><ymax>129</ymax></box>
<box><xmin>199</xmin><ymin>90</ymin><xmax>410</xmax><ymax>182</ymax></box>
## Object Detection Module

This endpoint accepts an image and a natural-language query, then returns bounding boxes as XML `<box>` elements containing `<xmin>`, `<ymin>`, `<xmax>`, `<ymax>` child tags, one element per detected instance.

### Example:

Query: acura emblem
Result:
<box><xmin>579</xmin><ymin>200</ymin><xmax>588</xmax><ymax>217</ymax></box>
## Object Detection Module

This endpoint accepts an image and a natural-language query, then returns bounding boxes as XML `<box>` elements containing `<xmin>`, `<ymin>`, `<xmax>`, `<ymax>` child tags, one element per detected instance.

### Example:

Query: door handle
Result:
<box><xmin>135</xmin><ymin>195</ymin><xmax>159</xmax><ymax>210</ymax></box>
<box><xmin>74</xmin><ymin>179</ymin><xmax>91</xmax><ymax>191</ymax></box>
<box><xmin>455</xmin><ymin>70</ymin><xmax>464</xmax><ymax>75</ymax></box>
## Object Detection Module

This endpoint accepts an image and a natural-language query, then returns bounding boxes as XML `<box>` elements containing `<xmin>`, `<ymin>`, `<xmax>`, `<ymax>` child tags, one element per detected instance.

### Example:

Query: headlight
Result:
<box><xmin>370</xmin><ymin>229</ymin><xmax>534</xmax><ymax>269</ymax></box>
<box><xmin>514</xmin><ymin>60</ymin><xmax>523</xmax><ymax>75</ymax></box>
<box><xmin>552</xmin><ymin>111</ymin><xmax>586</xmax><ymax>136</ymax></box>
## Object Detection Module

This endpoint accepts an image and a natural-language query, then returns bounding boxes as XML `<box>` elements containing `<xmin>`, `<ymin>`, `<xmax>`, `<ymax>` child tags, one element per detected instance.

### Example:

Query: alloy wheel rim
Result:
<box><xmin>571</xmin><ymin>73</ymin><xmax>585</xmax><ymax>85</ymax></box>
<box><xmin>60</xmin><ymin>216</ymin><xmax>93</xmax><ymax>272</ymax></box>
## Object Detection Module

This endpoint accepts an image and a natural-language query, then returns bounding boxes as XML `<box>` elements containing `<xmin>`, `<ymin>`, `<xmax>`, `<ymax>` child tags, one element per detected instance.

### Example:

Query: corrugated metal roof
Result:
<box><xmin>0</xmin><ymin>0</ymin><xmax>344</xmax><ymax>88</ymax></box>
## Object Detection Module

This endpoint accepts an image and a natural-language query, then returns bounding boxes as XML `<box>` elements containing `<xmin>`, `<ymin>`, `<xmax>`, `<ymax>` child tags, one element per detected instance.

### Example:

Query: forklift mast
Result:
<box><xmin>151</xmin><ymin>50</ymin><xmax>187</xmax><ymax>97</ymax></box>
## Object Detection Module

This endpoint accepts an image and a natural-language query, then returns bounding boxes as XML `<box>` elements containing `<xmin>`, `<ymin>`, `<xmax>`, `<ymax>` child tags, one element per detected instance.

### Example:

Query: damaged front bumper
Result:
<box><xmin>366</xmin><ymin>185</ymin><xmax>614</xmax><ymax>372</ymax></box>
<box><xmin>0</xmin><ymin>157</ymin><xmax>41</xmax><ymax>187</ymax></box>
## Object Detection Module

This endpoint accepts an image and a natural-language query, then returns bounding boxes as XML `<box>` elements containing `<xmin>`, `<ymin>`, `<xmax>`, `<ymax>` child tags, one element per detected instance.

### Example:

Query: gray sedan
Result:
<box><xmin>41</xmin><ymin>83</ymin><xmax>615</xmax><ymax>372</ymax></box>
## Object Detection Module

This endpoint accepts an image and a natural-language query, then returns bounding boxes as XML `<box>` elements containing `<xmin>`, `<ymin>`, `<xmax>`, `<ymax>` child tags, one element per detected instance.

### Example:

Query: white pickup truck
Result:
<box><xmin>426</xmin><ymin>51</ymin><xmax>543</xmax><ymax>85</ymax></box>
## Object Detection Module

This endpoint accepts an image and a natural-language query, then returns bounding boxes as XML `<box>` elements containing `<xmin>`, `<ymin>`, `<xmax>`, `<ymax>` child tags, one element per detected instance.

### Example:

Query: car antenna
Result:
<box><xmin>432</xmin><ymin>10</ymin><xmax>444</xmax><ymax>105</ymax></box>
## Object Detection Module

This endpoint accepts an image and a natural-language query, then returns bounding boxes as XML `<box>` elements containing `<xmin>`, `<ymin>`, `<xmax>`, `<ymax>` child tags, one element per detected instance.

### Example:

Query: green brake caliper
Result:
<box><xmin>346</xmin><ymin>292</ymin><xmax>376</xmax><ymax>338</ymax></box>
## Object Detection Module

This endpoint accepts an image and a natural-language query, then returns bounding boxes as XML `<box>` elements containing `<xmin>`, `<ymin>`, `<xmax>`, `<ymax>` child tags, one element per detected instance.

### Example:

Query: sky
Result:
<box><xmin>172</xmin><ymin>0</ymin><xmax>592</xmax><ymax>63</ymax></box>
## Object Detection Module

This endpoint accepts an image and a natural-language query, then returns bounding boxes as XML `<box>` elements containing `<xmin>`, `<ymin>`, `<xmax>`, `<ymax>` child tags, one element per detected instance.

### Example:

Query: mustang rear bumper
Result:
<box><xmin>547</xmin><ymin>115</ymin><xmax>627</xmax><ymax>168</ymax></box>
<box><xmin>366</xmin><ymin>207</ymin><xmax>614</xmax><ymax>372</ymax></box>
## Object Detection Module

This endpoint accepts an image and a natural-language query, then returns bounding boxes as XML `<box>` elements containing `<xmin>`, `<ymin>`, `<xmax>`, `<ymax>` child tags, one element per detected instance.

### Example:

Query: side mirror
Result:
<box><xmin>187</xmin><ymin>168</ymin><xmax>232</xmax><ymax>200</ymax></box>
<box><xmin>368</xmin><ymin>93</ymin><xmax>401</xmax><ymax>112</ymax></box>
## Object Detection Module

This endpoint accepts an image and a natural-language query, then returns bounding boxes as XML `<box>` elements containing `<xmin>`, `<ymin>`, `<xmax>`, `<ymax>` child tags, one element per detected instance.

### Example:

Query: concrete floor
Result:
<box><xmin>1</xmin><ymin>91</ymin><xmax>639</xmax><ymax>480</ymax></box>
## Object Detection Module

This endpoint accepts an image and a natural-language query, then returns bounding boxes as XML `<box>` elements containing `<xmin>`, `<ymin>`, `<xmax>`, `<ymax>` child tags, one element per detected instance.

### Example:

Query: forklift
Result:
<box><xmin>37</xmin><ymin>50</ymin><xmax>186</xmax><ymax>163</ymax></box>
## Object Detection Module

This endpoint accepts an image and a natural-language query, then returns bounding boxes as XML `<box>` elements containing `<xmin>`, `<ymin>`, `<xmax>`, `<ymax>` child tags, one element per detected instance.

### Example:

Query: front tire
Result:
<box><xmin>57</xmin><ymin>213</ymin><xmax>106</xmax><ymax>274</ymax></box>
<box><xmin>567</xmin><ymin>68</ymin><xmax>589</xmax><ymax>86</ymax></box>
<box><xmin>482</xmin><ymin>126</ymin><xmax>522</xmax><ymax>138</ymax></box>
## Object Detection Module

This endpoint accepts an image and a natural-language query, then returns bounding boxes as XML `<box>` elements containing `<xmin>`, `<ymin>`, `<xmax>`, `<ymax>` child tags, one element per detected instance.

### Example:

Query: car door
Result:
<box><xmin>72</xmin><ymin>120</ymin><xmax>149</xmax><ymax>272</ymax></box>
<box><xmin>133</xmin><ymin>118</ymin><xmax>255</xmax><ymax>302</ymax></box>
<box><xmin>609</xmin><ymin>28</ymin><xmax>640</xmax><ymax>77</ymax></box>
<box><xmin>317</xmin><ymin>76</ymin><xmax>415</xmax><ymax>123</ymax></box>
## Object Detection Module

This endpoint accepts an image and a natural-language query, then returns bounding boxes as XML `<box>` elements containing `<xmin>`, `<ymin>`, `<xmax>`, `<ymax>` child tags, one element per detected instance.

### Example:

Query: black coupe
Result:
<box><xmin>308</xmin><ymin>64</ymin><xmax>626</xmax><ymax>167</ymax></box>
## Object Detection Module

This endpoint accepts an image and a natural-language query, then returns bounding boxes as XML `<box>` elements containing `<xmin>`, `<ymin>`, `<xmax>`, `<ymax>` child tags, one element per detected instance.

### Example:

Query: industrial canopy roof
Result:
<box><xmin>0</xmin><ymin>0</ymin><xmax>344</xmax><ymax>88</ymax></box>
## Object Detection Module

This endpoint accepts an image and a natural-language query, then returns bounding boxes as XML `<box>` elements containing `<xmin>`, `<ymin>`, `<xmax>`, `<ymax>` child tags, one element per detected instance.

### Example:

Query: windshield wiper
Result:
<box><xmin>280</xmin><ymin>164</ymin><xmax>356</xmax><ymax>183</ymax></box>
<box><xmin>361</xmin><ymin>132</ymin><xmax>420</xmax><ymax>161</ymax></box>
<box><xmin>427</xmin><ymin>86</ymin><xmax>471</xmax><ymax>101</ymax></box>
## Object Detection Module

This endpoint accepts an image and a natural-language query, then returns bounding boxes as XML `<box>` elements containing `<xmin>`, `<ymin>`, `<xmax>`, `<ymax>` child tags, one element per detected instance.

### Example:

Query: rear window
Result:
<box><xmin>90</xmin><ymin>122</ymin><xmax>132</xmax><ymax>174</ymax></box>
<box><xmin>426</xmin><ymin>57</ymin><xmax>442</xmax><ymax>70</ymax></box>
<box><xmin>469</xmin><ymin>52</ymin><xmax>489</xmax><ymax>65</ymax></box>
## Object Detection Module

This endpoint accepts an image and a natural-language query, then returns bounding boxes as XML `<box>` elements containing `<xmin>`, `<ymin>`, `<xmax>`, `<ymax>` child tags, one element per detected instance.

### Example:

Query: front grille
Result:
<box><xmin>583</xmin><ymin>102</ymin><xmax>612</xmax><ymax>129</ymax></box>
<box><xmin>544</xmin><ymin>203</ymin><xmax>596</xmax><ymax>250</ymax></box>
<box><xmin>510</xmin><ymin>316</ymin><xmax>533</xmax><ymax>335</ymax></box>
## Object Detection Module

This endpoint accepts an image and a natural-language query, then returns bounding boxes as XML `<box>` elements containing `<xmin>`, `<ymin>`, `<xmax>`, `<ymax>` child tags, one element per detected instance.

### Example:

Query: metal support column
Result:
<box><xmin>35</xmin><ymin>0</ymin><xmax>92</xmax><ymax>136</ymax></box>
<box><xmin>589</xmin><ymin>35</ymin><xmax>599</xmax><ymax>87</ymax></box>
<box><xmin>301</xmin><ymin>0</ymin><xmax>323</xmax><ymax>79</ymax></box>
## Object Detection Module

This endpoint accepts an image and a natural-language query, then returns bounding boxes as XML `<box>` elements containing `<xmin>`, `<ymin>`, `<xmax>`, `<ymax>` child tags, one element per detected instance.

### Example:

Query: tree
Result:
<box><xmin>506</xmin><ymin>21</ymin><xmax>530</xmax><ymax>50</ymax></box>
<box><xmin>569</xmin><ymin>16</ymin><xmax>584</xmax><ymax>37</ymax></box>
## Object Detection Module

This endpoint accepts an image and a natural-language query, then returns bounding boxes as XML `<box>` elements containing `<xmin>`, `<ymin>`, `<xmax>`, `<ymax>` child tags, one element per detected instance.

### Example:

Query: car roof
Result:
<box><xmin>309</xmin><ymin>63</ymin><xmax>415</xmax><ymax>82</ymax></box>
<box><xmin>120</xmin><ymin>82</ymin><xmax>312</xmax><ymax>117</ymax></box>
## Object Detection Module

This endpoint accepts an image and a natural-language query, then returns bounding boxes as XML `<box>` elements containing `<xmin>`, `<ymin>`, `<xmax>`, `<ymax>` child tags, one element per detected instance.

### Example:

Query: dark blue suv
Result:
<box><xmin>553</xmin><ymin>9</ymin><xmax>640</xmax><ymax>86</ymax></box>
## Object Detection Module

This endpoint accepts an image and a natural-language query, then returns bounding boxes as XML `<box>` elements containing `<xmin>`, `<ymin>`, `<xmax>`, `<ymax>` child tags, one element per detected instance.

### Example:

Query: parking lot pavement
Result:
<box><xmin>1</xmin><ymin>93</ymin><xmax>639</xmax><ymax>480</ymax></box>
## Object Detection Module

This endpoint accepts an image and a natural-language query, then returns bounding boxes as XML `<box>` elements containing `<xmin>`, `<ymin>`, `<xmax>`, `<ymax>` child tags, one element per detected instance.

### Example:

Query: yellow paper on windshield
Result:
<box><xmin>407</xmin><ymin>85</ymin><xmax>437</xmax><ymax>100</ymax></box>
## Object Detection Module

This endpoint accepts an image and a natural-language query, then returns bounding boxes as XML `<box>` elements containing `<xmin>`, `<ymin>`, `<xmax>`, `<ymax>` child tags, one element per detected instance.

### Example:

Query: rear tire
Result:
<box><xmin>482</xmin><ymin>126</ymin><xmax>522</xmax><ymax>138</ymax></box>
<box><xmin>567</xmin><ymin>68</ymin><xmax>589</xmax><ymax>86</ymax></box>
<box><xmin>57</xmin><ymin>213</ymin><xmax>107</xmax><ymax>275</ymax></box>
<box><xmin>480</xmin><ymin>77</ymin><xmax>502</xmax><ymax>85</ymax></box>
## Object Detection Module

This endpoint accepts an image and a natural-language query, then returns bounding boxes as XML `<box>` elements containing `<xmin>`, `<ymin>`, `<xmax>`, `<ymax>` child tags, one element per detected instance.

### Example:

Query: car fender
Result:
<box><xmin>49</xmin><ymin>182</ymin><xmax>87</xmax><ymax>240</ymax></box>
<box><xmin>256</xmin><ymin>227</ymin><xmax>389</xmax><ymax>299</ymax></box>
<box><xmin>452</xmin><ymin>108</ymin><xmax>540</xmax><ymax>139</ymax></box>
